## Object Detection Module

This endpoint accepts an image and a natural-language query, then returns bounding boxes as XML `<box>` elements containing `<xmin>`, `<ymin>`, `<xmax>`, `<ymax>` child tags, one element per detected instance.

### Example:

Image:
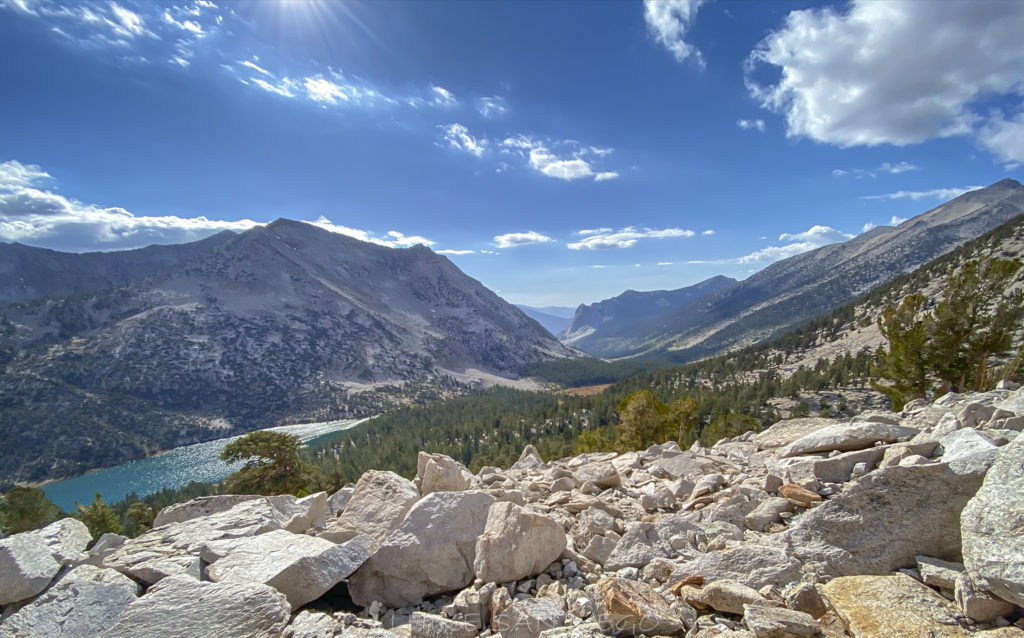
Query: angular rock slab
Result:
<box><xmin>152</xmin><ymin>495</ymin><xmax>263</xmax><ymax>528</ymax></box>
<box><xmin>205</xmin><ymin>529</ymin><xmax>373</xmax><ymax>608</ymax></box>
<box><xmin>284</xmin><ymin>610</ymin><xmax>339</xmax><ymax>638</ymax></box>
<box><xmin>778</xmin><ymin>421</ymin><xmax>918</xmax><ymax>458</ymax></box>
<box><xmin>267</xmin><ymin>492</ymin><xmax>329</xmax><ymax>533</ymax></box>
<box><xmin>474</xmin><ymin>501</ymin><xmax>566</xmax><ymax>584</ymax></box>
<box><xmin>742</xmin><ymin>604</ymin><xmax>818</xmax><ymax>638</ymax></box>
<box><xmin>103</xmin><ymin>497</ymin><xmax>289</xmax><ymax>585</ymax></box>
<box><xmin>591</xmin><ymin>577</ymin><xmax>690</xmax><ymax>637</ymax></box>
<box><xmin>0</xmin><ymin>565</ymin><xmax>140</xmax><ymax>638</ymax></box>
<box><xmin>0</xmin><ymin>533</ymin><xmax>60</xmax><ymax>605</ymax></box>
<box><xmin>417</xmin><ymin>451</ymin><xmax>473</xmax><ymax>496</ymax></box>
<box><xmin>494</xmin><ymin>598</ymin><xmax>566</xmax><ymax>638</ymax></box>
<box><xmin>319</xmin><ymin>470</ymin><xmax>419</xmax><ymax>546</ymax></box>
<box><xmin>961</xmin><ymin>433</ymin><xmax>1024</xmax><ymax>607</ymax></box>
<box><xmin>821</xmin><ymin>574</ymin><xmax>969</xmax><ymax>638</ymax></box>
<box><xmin>410</xmin><ymin>611</ymin><xmax>478</xmax><ymax>638</ymax></box>
<box><xmin>33</xmin><ymin>517</ymin><xmax>91</xmax><ymax>565</ymax></box>
<box><xmin>669</xmin><ymin>545</ymin><xmax>801</xmax><ymax>590</ymax></box>
<box><xmin>349</xmin><ymin>491</ymin><xmax>496</xmax><ymax>608</ymax></box>
<box><xmin>103</xmin><ymin>574</ymin><xmax>290</xmax><ymax>638</ymax></box>
<box><xmin>784</xmin><ymin>463</ymin><xmax>987</xmax><ymax>577</ymax></box>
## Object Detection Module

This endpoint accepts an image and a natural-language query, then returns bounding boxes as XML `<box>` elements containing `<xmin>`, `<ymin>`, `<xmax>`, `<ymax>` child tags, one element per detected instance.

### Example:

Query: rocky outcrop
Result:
<box><xmin>349</xmin><ymin>491</ymin><xmax>495</xmax><ymax>608</ymax></box>
<box><xmin>473</xmin><ymin>502</ymin><xmax>566</xmax><ymax>584</ymax></box>
<box><xmin>5</xmin><ymin>388</ymin><xmax>1023</xmax><ymax>638</ymax></box>
<box><xmin>205</xmin><ymin>529</ymin><xmax>372</xmax><ymax>608</ymax></box>
<box><xmin>103</xmin><ymin>574</ymin><xmax>291</xmax><ymax>638</ymax></box>
<box><xmin>0</xmin><ymin>565</ymin><xmax>140</xmax><ymax>638</ymax></box>
<box><xmin>961</xmin><ymin>433</ymin><xmax>1024</xmax><ymax>606</ymax></box>
<box><xmin>319</xmin><ymin>470</ymin><xmax>419</xmax><ymax>546</ymax></box>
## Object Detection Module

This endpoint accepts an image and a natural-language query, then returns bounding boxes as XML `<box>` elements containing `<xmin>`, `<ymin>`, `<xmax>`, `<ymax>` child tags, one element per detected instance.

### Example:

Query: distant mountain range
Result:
<box><xmin>561</xmin><ymin>178</ymin><xmax>1024</xmax><ymax>362</ymax></box>
<box><xmin>515</xmin><ymin>305</ymin><xmax>576</xmax><ymax>336</ymax></box>
<box><xmin>560</xmin><ymin>275</ymin><xmax>737</xmax><ymax>357</ymax></box>
<box><xmin>0</xmin><ymin>219</ymin><xmax>576</xmax><ymax>482</ymax></box>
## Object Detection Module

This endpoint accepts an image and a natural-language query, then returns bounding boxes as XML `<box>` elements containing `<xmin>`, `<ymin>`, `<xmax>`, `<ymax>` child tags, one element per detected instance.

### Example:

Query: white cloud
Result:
<box><xmin>239</xmin><ymin>59</ymin><xmax>272</xmax><ymax>76</ymax></box>
<box><xmin>107</xmin><ymin>3</ymin><xmax>150</xmax><ymax>38</ymax></box>
<box><xmin>778</xmin><ymin>225</ymin><xmax>854</xmax><ymax>244</ymax></box>
<box><xmin>163</xmin><ymin>10</ymin><xmax>203</xmax><ymax>36</ymax></box>
<box><xmin>251</xmin><ymin>77</ymin><xmax>297</xmax><ymax>98</ymax></box>
<box><xmin>477</xmin><ymin>96</ymin><xmax>507</xmax><ymax>118</ymax></box>
<box><xmin>657</xmin><ymin>262</ymin><xmax>673</xmax><ymax>266</ymax></box>
<box><xmin>889</xmin><ymin>215</ymin><xmax>908</xmax><ymax>226</ymax></box>
<box><xmin>0</xmin><ymin>160</ymin><xmax>432</xmax><ymax>252</ymax></box>
<box><xmin>436</xmin><ymin>249</ymin><xmax>474</xmax><ymax>255</ymax></box>
<box><xmin>735</xmin><ymin>242</ymin><xmax>821</xmax><ymax>264</ymax></box>
<box><xmin>832</xmin><ymin>161</ymin><xmax>920</xmax><ymax>179</ymax></box>
<box><xmin>979</xmin><ymin>112</ymin><xmax>1024</xmax><ymax>163</ymax></box>
<box><xmin>737</xmin><ymin>119</ymin><xmax>766</xmax><ymax>132</ymax></box>
<box><xmin>861</xmin><ymin>221</ymin><xmax>876</xmax><ymax>233</ymax></box>
<box><xmin>746</xmin><ymin>1</ymin><xmax>1024</xmax><ymax>160</ymax></box>
<box><xmin>431</xmin><ymin>86</ymin><xmax>457</xmax><ymax>108</ymax></box>
<box><xmin>438</xmin><ymin>123</ymin><xmax>487</xmax><ymax>157</ymax></box>
<box><xmin>501</xmin><ymin>136</ymin><xmax>618</xmax><ymax>182</ymax></box>
<box><xmin>591</xmin><ymin>265</ymin><xmax>608</xmax><ymax>269</ymax></box>
<box><xmin>304</xmin><ymin>76</ymin><xmax>348</xmax><ymax>104</ymax></box>
<box><xmin>494</xmin><ymin>231</ymin><xmax>553</xmax><ymax>248</ymax></box>
<box><xmin>642</xmin><ymin>0</ymin><xmax>709</xmax><ymax>65</ymax></box>
<box><xmin>860</xmin><ymin>185</ymin><xmax>983</xmax><ymax>201</ymax></box>
<box><xmin>701</xmin><ymin>229</ymin><xmax>715</xmax><ymax>235</ymax></box>
<box><xmin>577</xmin><ymin>228</ymin><xmax>613</xmax><ymax>236</ymax></box>
<box><xmin>567</xmin><ymin>227</ymin><xmax>695</xmax><ymax>250</ymax></box>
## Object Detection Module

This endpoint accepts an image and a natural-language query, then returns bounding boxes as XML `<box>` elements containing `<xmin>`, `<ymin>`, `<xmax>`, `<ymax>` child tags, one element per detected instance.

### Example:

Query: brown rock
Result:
<box><xmin>821</xmin><ymin>574</ymin><xmax>970</xmax><ymax>637</ymax></box>
<box><xmin>778</xmin><ymin>484</ymin><xmax>822</xmax><ymax>508</ymax></box>
<box><xmin>592</xmin><ymin>577</ymin><xmax>692</xmax><ymax>636</ymax></box>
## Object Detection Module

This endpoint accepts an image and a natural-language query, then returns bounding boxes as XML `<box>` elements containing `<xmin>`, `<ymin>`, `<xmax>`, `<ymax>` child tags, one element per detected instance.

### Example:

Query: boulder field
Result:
<box><xmin>2</xmin><ymin>385</ymin><xmax>1024</xmax><ymax>637</ymax></box>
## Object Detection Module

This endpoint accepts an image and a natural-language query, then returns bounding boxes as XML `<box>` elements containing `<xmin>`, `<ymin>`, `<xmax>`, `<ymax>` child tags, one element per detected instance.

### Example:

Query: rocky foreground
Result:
<box><xmin>2</xmin><ymin>386</ymin><xmax>1024</xmax><ymax>637</ymax></box>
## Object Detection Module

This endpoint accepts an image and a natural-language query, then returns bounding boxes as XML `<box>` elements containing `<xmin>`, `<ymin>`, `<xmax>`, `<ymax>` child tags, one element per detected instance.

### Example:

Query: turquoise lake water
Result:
<box><xmin>42</xmin><ymin>418</ymin><xmax>367</xmax><ymax>511</ymax></box>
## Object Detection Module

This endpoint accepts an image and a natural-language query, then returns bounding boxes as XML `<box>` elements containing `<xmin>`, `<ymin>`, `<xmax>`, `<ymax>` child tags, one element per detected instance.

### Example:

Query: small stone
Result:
<box><xmin>916</xmin><ymin>556</ymin><xmax>965</xmax><ymax>590</ymax></box>
<box><xmin>783</xmin><ymin>583</ymin><xmax>827</xmax><ymax>619</ymax></box>
<box><xmin>495</xmin><ymin>597</ymin><xmax>565</xmax><ymax>638</ymax></box>
<box><xmin>955</xmin><ymin>572</ymin><xmax>1015</xmax><ymax>623</ymax></box>
<box><xmin>742</xmin><ymin>604</ymin><xmax>818</xmax><ymax>638</ymax></box>
<box><xmin>410</xmin><ymin>612</ymin><xmax>478</xmax><ymax>638</ymax></box>
<box><xmin>692</xmin><ymin>580</ymin><xmax>776</xmax><ymax>615</ymax></box>
<box><xmin>777</xmin><ymin>484</ymin><xmax>821</xmax><ymax>508</ymax></box>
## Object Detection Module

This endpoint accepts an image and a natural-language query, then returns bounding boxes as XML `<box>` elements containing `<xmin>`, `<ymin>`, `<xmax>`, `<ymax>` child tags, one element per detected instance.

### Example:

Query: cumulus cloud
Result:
<box><xmin>979</xmin><ymin>112</ymin><xmax>1024</xmax><ymax>163</ymax></box>
<box><xmin>702</xmin><ymin>229</ymin><xmax>715</xmax><ymax>235</ymax></box>
<box><xmin>567</xmin><ymin>227</ymin><xmax>695</xmax><ymax>250</ymax></box>
<box><xmin>642</xmin><ymin>0</ymin><xmax>709</xmax><ymax>65</ymax></box>
<box><xmin>477</xmin><ymin>96</ymin><xmax>507</xmax><ymax>118</ymax></box>
<box><xmin>860</xmin><ymin>185</ymin><xmax>983</xmax><ymax>201</ymax></box>
<box><xmin>746</xmin><ymin>1</ymin><xmax>1024</xmax><ymax>161</ymax></box>
<box><xmin>737</xmin><ymin>119</ymin><xmax>766</xmax><ymax>132</ymax></box>
<box><xmin>577</xmin><ymin>228</ymin><xmax>613</xmax><ymax>236</ymax></box>
<box><xmin>438</xmin><ymin>124</ymin><xmax>488</xmax><ymax>157</ymax></box>
<box><xmin>778</xmin><ymin>225</ymin><xmax>854</xmax><ymax>244</ymax></box>
<box><xmin>493</xmin><ymin>231</ymin><xmax>553</xmax><ymax>249</ymax></box>
<box><xmin>501</xmin><ymin>136</ymin><xmax>619</xmax><ymax>182</ymax></box>
<box><xmin>832</xmin><ymin>161</ymin><xmax>919</xmax><ymax>179</ymax></box>
<box><xmin>0</xmin><ymin>160</ymin><xmax>431</xmax><ymax>252</ymax></box>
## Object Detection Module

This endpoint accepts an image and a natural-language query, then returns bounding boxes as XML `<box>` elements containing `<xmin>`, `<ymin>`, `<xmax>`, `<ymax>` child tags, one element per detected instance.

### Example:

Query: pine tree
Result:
<box><xmin>221</xmin><ymin>431</ymin><xmax>313</xmax><ymax>495</ymax></box>
<box><xmin>871</xmin><ymin>293</ymin><xmax>930</xmax><ymax>410</ymax></box>
<box><xmin>0</xmin><ymin>486</ymin><xmax>60</xmax><ymax>535</ymax></box>
<box><xmin>77</xmin><ymin>493</ymin><xmax>123</xmax><ymax>538</ymax></box>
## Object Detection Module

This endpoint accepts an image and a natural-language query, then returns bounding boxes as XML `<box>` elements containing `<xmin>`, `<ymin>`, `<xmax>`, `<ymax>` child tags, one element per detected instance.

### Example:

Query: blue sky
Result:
<box><xmin>1</xmin><ymin>0</ymin><xmax>1022</xmax><ymax>307</ymax></box>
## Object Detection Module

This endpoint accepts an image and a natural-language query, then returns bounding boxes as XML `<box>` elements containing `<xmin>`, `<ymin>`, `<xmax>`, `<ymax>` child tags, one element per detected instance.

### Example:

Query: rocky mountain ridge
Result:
<box><xmin>0</xmin><ymin>220</ymin><xmax>577</xmax><ymax>482</ymax></box>
<box><xmin>571</xmin><ymin>178</ymin><xmax>1024</xmax><ymax>361</ymax></box>
<box><xmin>561</xmin><ymin>276</ymin><xmax>738</xmax><ymax>356</ymax></box>
<box><xmin>3</xmin><ymin>385</ymin><xmax>1022</xmax><ymax>637</ymax></box>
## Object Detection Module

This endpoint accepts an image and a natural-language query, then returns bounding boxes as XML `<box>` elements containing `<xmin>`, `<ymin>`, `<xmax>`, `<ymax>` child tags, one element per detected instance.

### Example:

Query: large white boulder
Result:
<box><xmin>348</xmin><ymin>491</ymin><xmax>496</xmax><ymax>608</ymax></box>
<box><xmin>473</xmin><ymin>502</ymin><xmax>566</xmax><ymax>584</ymax></box>
<box><xmin>785</xmin><ymin>461</ymin><xmax>989</xmax><ymax>578</ymax></box>
<box><xmin>319</xmin><ymin>470</ymin><xmax>419</xmax><ymax>546</ymax></box>
<box><xmin>0</xmin><ymin>533</ymin><xmax>61</xmax><ymax>605</ymax></box>
<box><xmin>205</xmin><ymin>529</ymin><xmax>373</xmax><ymax>608</ymax></box>
<box><xmin>417</xmin><ymin>452</ymin><xmax>473</xmax><ymax>496</ymax></box>
<box><xmin>103</xmin><ymin>498</ymin><xmax>289</xmax><ymax>585</ymax></box>
<box><xmin>103</xmin><ymin>574</ymin><xmax>290</xmax><ymax>638</ymax></box>
<box><xmin>152</xmin><ymin>495</ymin><xmax>263</xmax><ymax>528</ymax></box>
<box><xmin>778</xmin><ymin>421</ymin><xmax>919</xmax><ymax>458</ymax></box>
<box><xmin>961</xmin><ymin>434</ymin><xmax>1024</xmax><ymax>606</ymax></box>
<box><xmin>0</xmin><ymin>565</ymin><xmax>140</xmax><ymax>638</ymax></box>
<box><xmin>33</xmin><ymin>518</ymin><xmax>91</xmax><ymax>565</ymax></box>
<box><xmin>267</xmin><ymin>492</ymin><xmax>329</xmax><ymax>533</ymax></box>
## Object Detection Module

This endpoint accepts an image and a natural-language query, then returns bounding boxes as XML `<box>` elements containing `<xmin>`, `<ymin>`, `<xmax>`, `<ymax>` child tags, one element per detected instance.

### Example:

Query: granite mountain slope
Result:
<box><xmin>0</xmin><ymin>219</ymin><xmax>576</xmax><ymax>482</ymax></box>
<box><xmin>570</xmin><ymin>178</ymin><xmax>1024</xmax><ymax>361</ymax></box>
